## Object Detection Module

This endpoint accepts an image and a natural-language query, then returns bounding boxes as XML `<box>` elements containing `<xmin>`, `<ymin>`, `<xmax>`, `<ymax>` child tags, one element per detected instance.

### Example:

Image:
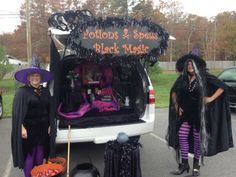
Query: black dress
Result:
<box><xmin>177</xmin><ymin>78</ymin><xmax>202</xmax><ymax>131</ymax></box>
<box><xmin>11</xmin><ymin>85</ymin><xmax>53</xmax><ymax>169</ymax></box>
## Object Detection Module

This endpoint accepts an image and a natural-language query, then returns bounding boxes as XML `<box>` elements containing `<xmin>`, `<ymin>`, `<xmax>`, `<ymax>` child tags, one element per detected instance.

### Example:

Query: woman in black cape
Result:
<box><xmin>11</xmin><ymin>55</ymin><xmax>55</xmax><ymax>177</ymax></box>
<box><xmin>166</xmin><ymin>54</ymin><xmax>233</xmax><ymax>176</ymax></box>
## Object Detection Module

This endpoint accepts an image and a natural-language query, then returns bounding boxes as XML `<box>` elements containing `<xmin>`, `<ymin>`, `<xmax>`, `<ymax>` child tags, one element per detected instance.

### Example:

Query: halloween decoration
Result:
<box><xmin>48</xmin><ymin>9</ymin><xmax>169</xmax><ymax>66</ymax></box>
<box><xmin>31</xmin><ymin>163</ymin><xmax>63</xmax><ymax>177</ymax></box>
<box><xmin>70</xmin><ymin>163</ymin><xmax>100</xmax><ymax>177</ymax></box>
<box><xmin>48</xmin><ymin>157</ymin><xmax>67</xmax><ymax>173</ymax></box>
<box><xmin>104</xmin><ymin>134</ymin><xmax>142</xmax><ymax>177</ymax></box>
<box><xmin>15</xmin><ymin>54</ymin><xmax>52</xmax><ymax>84</ymax></box>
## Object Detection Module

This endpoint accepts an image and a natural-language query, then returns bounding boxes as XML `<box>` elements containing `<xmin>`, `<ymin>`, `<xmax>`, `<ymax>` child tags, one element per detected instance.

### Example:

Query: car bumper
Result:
<box><xmin>55</xmin><ymin>120</ymin><xmax>155</xmax><ymax>144</ymax></box>
<box><xmin>229</xmin><ymin>103</ymin><xmax>236</xmax><ymax>108</ymax></box>
<box><xmin>229</xmin><ymin>96</ymin><xmax>236</xmax><ymax>108</ymax></box>
<box><xmin>56</xmin><ymin>104</ymin><xmax>155</xmax><ymax>144</ymax></box>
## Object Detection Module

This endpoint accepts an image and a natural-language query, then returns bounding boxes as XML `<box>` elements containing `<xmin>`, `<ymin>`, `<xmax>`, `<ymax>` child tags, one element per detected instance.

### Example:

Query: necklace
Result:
<box><xmin>29</xmin><ymin>85</ymin><xmax>42</xmax><ymax>96</ymax></box>
<box><xmin>188</xmin><ymin>79</ymin><xmax>197</xmax><ymax>92</ymax></box>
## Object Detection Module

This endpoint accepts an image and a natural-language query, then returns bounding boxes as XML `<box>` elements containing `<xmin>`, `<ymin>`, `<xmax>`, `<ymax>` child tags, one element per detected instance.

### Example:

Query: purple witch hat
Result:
<box><xmin>14</xmin><ymin>54</ymin><xmax>53</xmax><ymax>84</ymax></box>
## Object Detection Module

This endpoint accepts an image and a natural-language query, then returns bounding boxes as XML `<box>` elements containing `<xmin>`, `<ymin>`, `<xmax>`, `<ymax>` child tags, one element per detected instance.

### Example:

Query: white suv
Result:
<box><xmin>47</xmin><ymin>10</ymin><xmax>168</xmax><ymax>144</ymax></box>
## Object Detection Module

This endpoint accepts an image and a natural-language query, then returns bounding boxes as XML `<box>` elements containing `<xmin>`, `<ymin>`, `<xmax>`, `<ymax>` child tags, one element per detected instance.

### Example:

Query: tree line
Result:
<box><xmin>0</xmin><ymin>0</ymin><xmax>236</xmax><ymax>64</ymax></box>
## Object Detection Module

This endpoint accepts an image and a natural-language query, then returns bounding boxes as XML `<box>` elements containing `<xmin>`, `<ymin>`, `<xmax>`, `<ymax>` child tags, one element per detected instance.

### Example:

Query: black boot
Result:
<box><xmin>171</xmin><ymin>159</ymin><xmax>190</xmax><ymax>175</ymax></box>
<box><xmin>192</xmin><ymin>158</ymin><xmax>200</xmax><ymax>176</ymax></box>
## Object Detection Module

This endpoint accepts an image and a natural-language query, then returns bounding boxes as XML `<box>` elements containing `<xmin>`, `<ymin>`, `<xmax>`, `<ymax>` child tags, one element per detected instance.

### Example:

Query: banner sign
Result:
<box><xmin>48</xmin><ymin>10</ymin><xmax>169</xmax><ymax>64</ymax></box>
<box><xmin>77</xmin><ymin>26</ymin><xmax>162</xmax><ymax>56</ymax></box>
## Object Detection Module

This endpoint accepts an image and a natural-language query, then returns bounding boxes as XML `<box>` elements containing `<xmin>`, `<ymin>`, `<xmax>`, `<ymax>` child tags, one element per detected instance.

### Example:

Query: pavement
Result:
<box><xmin>0</xmin><ymin>108</ymin><xmax>236</xmax><ymax>177</ymax></box>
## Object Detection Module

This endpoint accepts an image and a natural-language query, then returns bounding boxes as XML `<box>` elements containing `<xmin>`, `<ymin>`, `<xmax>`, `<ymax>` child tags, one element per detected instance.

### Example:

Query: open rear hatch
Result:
<box><xmin>48</xmin><ymin>10</ymin><xmax>169</xmax><ymax>128</ymax></box>
<box><xmin>57</xmin><ymin>57</ymin><xmax>148</xmax><ymax>128</ymax></box>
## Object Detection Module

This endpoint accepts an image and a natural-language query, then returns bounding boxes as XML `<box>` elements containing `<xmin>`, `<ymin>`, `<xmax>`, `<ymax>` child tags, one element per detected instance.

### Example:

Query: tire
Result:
<box><xmin>0</xmin><ymin>97</ymin><xmax>3</xmax><ymax>119</ymax></box>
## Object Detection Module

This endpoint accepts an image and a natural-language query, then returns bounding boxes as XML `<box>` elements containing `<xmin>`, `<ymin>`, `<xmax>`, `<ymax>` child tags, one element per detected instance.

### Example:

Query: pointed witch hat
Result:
<box><xmin>175</xmin><ymin>53</ymin><xmax>207</xmax><ymax>73</ymax></box>
<box><xmin>14</xmin><ymin>54</ymin><xmax>53</xmax><ymax>84</ymax></box>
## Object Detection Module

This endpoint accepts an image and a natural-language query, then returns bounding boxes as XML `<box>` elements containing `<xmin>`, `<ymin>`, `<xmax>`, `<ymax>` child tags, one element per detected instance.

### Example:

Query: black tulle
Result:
<box><xmin>104</xmin><ymin>139</ymin><xmax>142</xmax><ymax>177</ymax></box>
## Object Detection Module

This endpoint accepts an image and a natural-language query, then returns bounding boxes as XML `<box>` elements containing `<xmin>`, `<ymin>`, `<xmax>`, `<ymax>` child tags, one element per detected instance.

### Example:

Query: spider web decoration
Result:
<box><xmin>48</xmin><ymin>10</ymin><xmax>169</xmax><ymax>66</ymax></box>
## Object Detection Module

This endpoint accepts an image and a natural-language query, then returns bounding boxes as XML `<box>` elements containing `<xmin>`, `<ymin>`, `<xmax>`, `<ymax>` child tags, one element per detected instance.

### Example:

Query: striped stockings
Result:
<box><xmin>178</xmin><ymin>122</ymin><xmax>201</xmax><ymax>161</ymax></box>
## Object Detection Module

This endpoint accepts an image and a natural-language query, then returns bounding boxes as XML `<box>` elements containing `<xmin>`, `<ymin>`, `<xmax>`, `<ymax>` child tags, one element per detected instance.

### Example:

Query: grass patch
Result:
<box><xmin>210</xmin><ymin>69</ymin><xmax>221</xmax><ymax>76</ymax></box>
<box><xmin>0</xmin><ymin>78</ymin><xmax>18</xmax><ymax>118</ymax></box>
<box><xmin>0</xmin><ymin>78</ymin><xmax>18</xmax><ymax>91</ymax></box>
<box><xmin>2</xmin><ymin>91</ymin><xmax>15</xmax><ymax>117</ymax></box>
<box><xmin>150</xmin><ymin>71</ymin><xmax>178</xmax><ymax>108</ymax></box>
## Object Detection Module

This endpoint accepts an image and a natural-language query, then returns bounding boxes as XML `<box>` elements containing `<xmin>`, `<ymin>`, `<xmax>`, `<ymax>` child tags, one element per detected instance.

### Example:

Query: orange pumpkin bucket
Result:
<box><xmin>31</xmin><ymin>163</ymin><xmax>63</xmax><ymax>177</ymax></box>
<box><xmin>48</xmin><ymin>157</ymin><xmax>67</xmax><ymax>173</ymax></box>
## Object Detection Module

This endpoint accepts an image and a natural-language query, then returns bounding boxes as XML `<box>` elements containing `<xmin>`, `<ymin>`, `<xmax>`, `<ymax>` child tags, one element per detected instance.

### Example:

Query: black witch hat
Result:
<box><xmin>176</xmin><ymin>54</ymin><xmax>207</xmax><ymax>72</ymax></box>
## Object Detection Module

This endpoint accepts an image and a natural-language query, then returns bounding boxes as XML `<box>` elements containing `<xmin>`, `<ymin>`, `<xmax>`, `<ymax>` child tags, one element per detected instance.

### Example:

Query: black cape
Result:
<box><xmin>166</xmin><ymin>73</ymin><xmax>233</xmax><ymax>157</ymax></box>
<box><xmin>11</xmin><ymin>85</ymin><xmax>56</xmax><ymax>169</ymax></box>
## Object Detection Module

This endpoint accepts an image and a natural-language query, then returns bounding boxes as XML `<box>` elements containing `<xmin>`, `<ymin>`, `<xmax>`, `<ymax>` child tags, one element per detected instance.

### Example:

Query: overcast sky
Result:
<box><xmin>171</xmin><ymin>0</ymin><xmax>236</xmax><ymax>18</ymax></box>
<box><xmin>0</xmin><ymin>0</ymin><xmax>23</xmax><ymax>34</ymax></box>
<box><xmin>0</xmin><ymin>0</ymin><xmax>236</xmax><ymax>34</ymax></box>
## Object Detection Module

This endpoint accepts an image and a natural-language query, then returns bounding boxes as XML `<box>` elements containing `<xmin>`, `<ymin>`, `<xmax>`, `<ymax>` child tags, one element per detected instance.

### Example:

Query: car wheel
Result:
<box><xmin>0</xmin><ymin>97</ymin><xmax>3</xmax><ymax>119</ymax></box>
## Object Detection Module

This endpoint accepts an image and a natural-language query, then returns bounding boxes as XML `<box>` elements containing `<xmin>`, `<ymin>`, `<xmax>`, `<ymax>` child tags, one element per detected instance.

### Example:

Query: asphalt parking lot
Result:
<box><xmin>0</xmin><ymin>108</ymin><xmax>235</xmax><ymax>177</ymax></box>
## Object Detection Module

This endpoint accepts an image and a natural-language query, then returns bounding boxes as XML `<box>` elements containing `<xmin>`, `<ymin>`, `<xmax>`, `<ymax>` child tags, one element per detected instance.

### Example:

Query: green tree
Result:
<box><xmin>216</xmin><ymin>12</ymin><xmax>236</xmax><ymax>60</ymax></box>
<box><xmin>130</xmin><ymin>0</ymin><xmax>155</xmax><ymax>20</ymax></box>
<box><xmin>18</xmin><ymin>0</ymin><xmax>82</xmax><ymax>62</ymax></box>
<box><xmin>147</xmin><ymin>62</ymin><xmax>162</xmax><ymax>75</ymax></box>
<box><xmin>0</xmin><ymin>45</ymin><xmax>12</xmax><ymax>79</ymax></box>
<box><xmin>2</xmin><ymin>0</ymin><xmax>236</xmax><ymax>64</ymax></box>
<box><xmin>108</xmin><ymin>0</ymin><xmax>129</xmax><ymax>16</ymax></box>
<box><xmin>0</xmin><ymin>45</ymin><xmax>6</xmax><ymax>62</ymax></box>
<box><xmin>82</xmin><ymin>0</ymin><xmax>103</xmax><ymax>16</ymax></box>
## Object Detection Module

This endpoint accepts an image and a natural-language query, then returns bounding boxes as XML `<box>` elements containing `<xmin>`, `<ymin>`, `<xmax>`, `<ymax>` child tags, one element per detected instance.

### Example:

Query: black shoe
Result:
<box><xmin>192</xmin><ymin>158</ymin><xmax>200</xmax><ymax>176</ymax></box>
<box><xmin>192</xmin><ymin>168</ymin><xmax>200</xmax><ymax>176</ymax></box>
<box><xmin>171</xmin><ymin>163</ymin><xmax>190</xmax><ymax>175</ymax></box>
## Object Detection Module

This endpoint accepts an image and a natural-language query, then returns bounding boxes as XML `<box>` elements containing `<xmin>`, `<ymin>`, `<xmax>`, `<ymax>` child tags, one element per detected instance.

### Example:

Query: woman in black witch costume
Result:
<box><xmin>11</xmin><ymin>55</ymin><xmax>54</xmax><ymax>177</ymax></box>
<box><xmin>166</xmin><ymin>54</ymin><xmax>233</xmax><ymax>176</ymax></box>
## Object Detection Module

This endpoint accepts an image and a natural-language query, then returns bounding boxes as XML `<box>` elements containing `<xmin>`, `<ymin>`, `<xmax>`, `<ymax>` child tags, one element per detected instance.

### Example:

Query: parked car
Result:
<box><xmin>0</xmin><ymin>90</ymin><xmax>3</xmax><ymax>119</ymax></box>
<box><xmin>218</xmin><ymin>67</ymin><xmax>236</xmax><ymax>108</ymax></box>
<box><xmin>47</xmin><ymin>10</ymin><xmax>169</xmax><ymax>144</ymax></box>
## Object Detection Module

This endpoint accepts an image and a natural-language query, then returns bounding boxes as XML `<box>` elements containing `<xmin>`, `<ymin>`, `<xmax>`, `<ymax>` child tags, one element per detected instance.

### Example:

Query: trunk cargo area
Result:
<box><xmin>57</xmin><ymin>58</ymin><xmax>148</xmax><ymax>129</ymax></box>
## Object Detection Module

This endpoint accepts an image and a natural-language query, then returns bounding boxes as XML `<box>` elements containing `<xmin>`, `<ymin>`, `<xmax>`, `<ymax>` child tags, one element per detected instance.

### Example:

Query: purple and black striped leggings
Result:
<box><xmin>179</xmin><ymin>122</ymin><xmax>201</xmax><ymax>160</ymax></box>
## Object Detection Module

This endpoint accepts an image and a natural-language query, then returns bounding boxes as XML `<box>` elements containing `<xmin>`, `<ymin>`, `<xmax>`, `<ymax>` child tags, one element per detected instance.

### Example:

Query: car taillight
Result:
<box><xmin>149</xmin><ymin>89</ymin><xmax>155</xmax><ymax>104</ymax></box>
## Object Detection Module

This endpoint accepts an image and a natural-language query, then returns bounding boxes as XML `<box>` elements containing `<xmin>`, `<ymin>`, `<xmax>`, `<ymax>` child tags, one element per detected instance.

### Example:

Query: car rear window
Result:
<box><xmin>218</xmin><ymin>68</ymin><xmax>236</xmax><ymax>81</ymax></box>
